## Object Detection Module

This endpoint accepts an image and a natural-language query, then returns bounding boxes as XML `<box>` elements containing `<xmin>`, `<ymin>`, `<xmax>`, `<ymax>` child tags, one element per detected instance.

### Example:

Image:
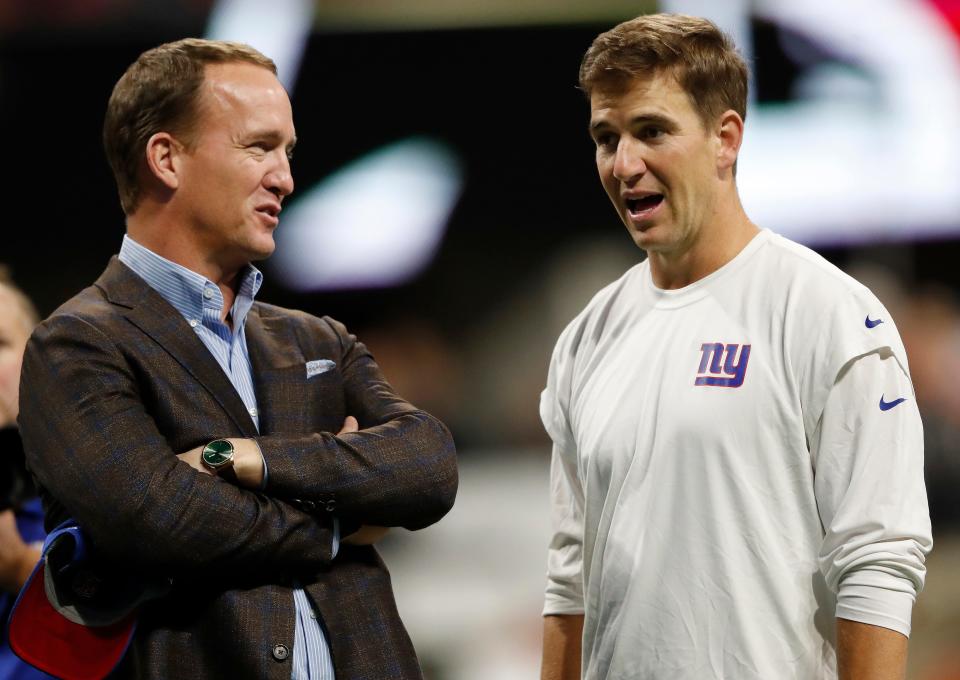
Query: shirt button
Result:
<box><xmin>203</xmin><ymin>288</ymin><xmax>214</xmax><ymax>299</ymax></box>
<box><xmin>248</xmin><ymin>407</ymin><xmax>258</xmax><ymax>417</ymax></box>
<box><xmin>272</xmin><ymin>644</ymin><xmax>289</xmax><ymax>661</ymax></box>
<box><xmin>189</xmin><ymin>319</ymin><xmax>199</xmax><ymax>328</ymax></box>
<box><xmin>309</xmin><ymin>610</ymin><xmax>317</xmax><ymax>619</ymax></box>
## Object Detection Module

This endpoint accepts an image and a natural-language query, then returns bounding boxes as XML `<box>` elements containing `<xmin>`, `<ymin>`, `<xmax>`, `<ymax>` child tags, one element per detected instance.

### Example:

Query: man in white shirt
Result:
<box><xmin>540</xmin><ymin>14</ymin><xmax>931</xmax><ymax>680</ymax></box>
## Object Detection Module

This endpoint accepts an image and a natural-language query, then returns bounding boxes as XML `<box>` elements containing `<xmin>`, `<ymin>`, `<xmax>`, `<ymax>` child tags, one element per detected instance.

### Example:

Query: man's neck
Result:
<box><xmin>126</xmin><ymin>217</ymin><xmax>242</xmax><ymax>325</ymax></box>
<box><xmin>647</xmin><ymin>200</ymin><xmax>759</xmax><ymax>290</ymax></box>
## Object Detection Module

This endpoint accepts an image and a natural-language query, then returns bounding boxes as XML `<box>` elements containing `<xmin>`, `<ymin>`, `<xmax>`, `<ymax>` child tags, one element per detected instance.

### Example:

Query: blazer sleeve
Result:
<box><xmin>254</xmin><ymin>317</ymin><xmax>458</xmax><ymax>531</ymax></box>
<box><xmin>19</xmin><ymin>312</ymin><xmax>337</xmax><ymax>577</ymax></box>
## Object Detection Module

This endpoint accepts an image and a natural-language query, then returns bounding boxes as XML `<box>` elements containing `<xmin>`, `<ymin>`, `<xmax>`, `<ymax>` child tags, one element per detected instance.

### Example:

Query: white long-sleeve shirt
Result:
<box><xmin>541</xmin><ymin>229</ymin><xmax>932</xmax><ymax>679</ymax></box>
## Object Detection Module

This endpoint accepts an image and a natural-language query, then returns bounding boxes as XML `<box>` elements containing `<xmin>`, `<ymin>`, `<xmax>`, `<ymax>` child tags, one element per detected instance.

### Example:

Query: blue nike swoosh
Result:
<box><xmin>879</xmin><ymin>395</ymin><xmax>907</xmax><ymax>411</ymax></box>
<box><xmin>865</xmin><ymin>315</ymin><xmax>884</xmax><ymax>328</ymax></box>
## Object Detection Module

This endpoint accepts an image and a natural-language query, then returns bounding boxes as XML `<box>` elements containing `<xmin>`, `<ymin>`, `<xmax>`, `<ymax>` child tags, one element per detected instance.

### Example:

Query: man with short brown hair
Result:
<box><xmin>541</xmin><ymin>14</ymin><xmax>930</xmax><ymax>680</ymax></box>
<box><xmin>20</xmin><ymin>38</ymin><xmax>457</xmax><ymax>679</ymax></box>
<box><xmin>102</xmin><ymin>38</ymin><xmax>276</xmax><ymax>215</ymax></box>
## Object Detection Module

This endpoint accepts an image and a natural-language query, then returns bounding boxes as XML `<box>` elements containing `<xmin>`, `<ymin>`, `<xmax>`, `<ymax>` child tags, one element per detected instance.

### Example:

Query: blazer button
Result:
<box><xmin>324</xmin><ymin>499</ymin><xmax>336</xmax><ymax>512</ymax></box>
<box><xmin>272</xmin><ymin>644</ymin><xmax>290</xmax><ymax>661</ymax></box>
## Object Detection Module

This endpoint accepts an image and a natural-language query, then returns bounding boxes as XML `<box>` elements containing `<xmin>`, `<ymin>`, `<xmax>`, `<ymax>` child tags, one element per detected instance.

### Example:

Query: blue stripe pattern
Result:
<box><xmin>293</xmin><ymin>588</ymin><xmax>334</xmax><ymax>678</ymax></box>
<box><xmin>119</xmin><ymin>235</ymin><xmax>335</xmax><ymax>680</ymax></box>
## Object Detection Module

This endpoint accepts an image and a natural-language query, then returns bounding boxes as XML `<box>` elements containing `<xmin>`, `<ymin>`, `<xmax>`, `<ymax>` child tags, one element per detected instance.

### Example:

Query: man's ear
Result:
<box><xmin>144</xmin><ymin>132</ymin><xmax>183</xmax><ymax>191</ymax></box>
<box><xmin>715</xmin><ymin>109</ymin><xmax>744</xmax><ymax>173</ymax></box>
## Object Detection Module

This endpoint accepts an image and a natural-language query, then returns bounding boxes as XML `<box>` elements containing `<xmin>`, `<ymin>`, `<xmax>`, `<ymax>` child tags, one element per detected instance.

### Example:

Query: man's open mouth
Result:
<box><xmin>625</xmin><ymin>194</ymin><xmax>664</xmax><ymax>214</ymax></box>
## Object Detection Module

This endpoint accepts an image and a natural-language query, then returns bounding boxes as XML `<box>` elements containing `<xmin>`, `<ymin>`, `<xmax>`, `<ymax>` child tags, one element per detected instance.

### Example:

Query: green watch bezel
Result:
<box><xmin>201</xmin><ymin>439</ymin><xmax>235</xmax><ymax>472</ymax></box>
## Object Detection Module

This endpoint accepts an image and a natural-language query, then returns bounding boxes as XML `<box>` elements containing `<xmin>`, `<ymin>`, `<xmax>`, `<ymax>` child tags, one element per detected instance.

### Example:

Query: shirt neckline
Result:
<box><xmin>118</xmin><ymin>234</ymin><xmax>263</xmax><ymax>331</ymax></box>
<box><xmin>645</xmin><ymin>229</ymin><xmax>771</xmax><ymax>309</ymax></box>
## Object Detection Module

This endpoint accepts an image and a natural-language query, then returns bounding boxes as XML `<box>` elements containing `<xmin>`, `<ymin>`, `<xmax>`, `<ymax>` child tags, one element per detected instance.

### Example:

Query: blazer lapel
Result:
<box><xmin>95</xmin><ymin>258</ymin><xmax>259</xmax><ymax>438</ymax></box>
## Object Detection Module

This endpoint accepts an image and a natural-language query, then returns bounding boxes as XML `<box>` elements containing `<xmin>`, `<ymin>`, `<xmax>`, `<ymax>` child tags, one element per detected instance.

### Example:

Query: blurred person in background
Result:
<box><xmin>0</xmin><ymin>268</ymin><xmax>48</xmax><ymax>679</ymax></box>
<box><xmin>900</xmin><ymin>286</ymin><xmax>960</xmax><ymax>528</ymax></box>
<box><xmin>18</xmin><ymin>39</ymin><xmax>456</xmax><ymax>679</ymax></box>
<box><xmin>540</xmin><ymin>14</ymin><xmax>930</xmax><ymax>680</ymax></box>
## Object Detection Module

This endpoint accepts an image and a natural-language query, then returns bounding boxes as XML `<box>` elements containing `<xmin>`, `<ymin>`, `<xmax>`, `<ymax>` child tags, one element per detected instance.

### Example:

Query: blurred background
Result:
<box><xmin>2</xmin><ymin>0</ymin><xmax>959</xmax><ymax>677</ymax></box>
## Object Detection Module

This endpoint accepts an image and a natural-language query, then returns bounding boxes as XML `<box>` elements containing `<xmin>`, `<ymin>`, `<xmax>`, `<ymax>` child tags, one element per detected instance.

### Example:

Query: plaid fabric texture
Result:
<box><xmin>19</xmin><ymin>258</ymin><xmax>458</xmax><ymax>680</ymax></box>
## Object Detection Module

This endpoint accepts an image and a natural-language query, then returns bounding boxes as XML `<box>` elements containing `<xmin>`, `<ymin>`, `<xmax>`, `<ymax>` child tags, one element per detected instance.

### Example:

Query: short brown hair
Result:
<box><xmin>579</xmin><ymin>14</ymin><xmax>748</xmax><ymax>128</ymax></box>
<box><xmin>103</xmin><ymin>38</ymin><xmax>277</xmax><ymax>215</ymax></box>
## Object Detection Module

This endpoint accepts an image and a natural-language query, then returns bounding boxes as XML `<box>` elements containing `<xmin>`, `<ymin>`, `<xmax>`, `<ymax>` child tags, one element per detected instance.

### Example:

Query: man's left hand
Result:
<box><xmin>176</xmin><ymin>439</ymin><xmax>265</xmax><ymax>488</ymax></box>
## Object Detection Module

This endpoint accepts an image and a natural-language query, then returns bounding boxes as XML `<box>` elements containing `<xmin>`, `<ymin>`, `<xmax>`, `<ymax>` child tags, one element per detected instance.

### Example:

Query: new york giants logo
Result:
<box><xmin>695</xmin><ymin>343</ymin><xmax>751</xmax><ymax>387</ymax></box>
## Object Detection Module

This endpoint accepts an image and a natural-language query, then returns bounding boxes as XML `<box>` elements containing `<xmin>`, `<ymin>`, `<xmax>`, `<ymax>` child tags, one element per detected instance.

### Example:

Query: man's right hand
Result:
<box><xmin>337</xmin><ymin>415</ymin><xmax>359</xmax><ymax>436</ymax></box>
<box><xmin>335</xmin><ymin>416</ymin><xmax>389</xmax><ymax>546</ymax></box>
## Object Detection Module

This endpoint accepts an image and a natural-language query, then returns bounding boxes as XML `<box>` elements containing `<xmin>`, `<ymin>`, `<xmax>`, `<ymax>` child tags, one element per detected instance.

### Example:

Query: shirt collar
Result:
<box><xmin>118</xmin><ymin>234</ymin><xmax>263</xmax><ymax>328</ymax></box>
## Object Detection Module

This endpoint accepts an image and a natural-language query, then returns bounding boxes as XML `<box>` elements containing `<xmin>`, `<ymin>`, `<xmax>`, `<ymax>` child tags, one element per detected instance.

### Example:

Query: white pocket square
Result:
<box><xmin>305</xmin><ymin>359</ymin><xmax>336</xmax><ymax>378</ymax></box>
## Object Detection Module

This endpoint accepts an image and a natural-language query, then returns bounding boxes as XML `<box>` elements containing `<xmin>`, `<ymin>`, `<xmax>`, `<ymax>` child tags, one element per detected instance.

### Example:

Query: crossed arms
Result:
<box><xmin>175</xmin><ymin>415</ymin><xmax>388</xmax><ymax>546</ymax></box>
<box><xmin>18</xmin><ymin>307</ymin><xmax>457</xmax><ymax>581</ymax></box>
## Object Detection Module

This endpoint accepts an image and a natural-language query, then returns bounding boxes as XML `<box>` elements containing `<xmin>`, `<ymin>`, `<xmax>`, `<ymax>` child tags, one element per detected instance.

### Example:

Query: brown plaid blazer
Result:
<box><xmin>18</xmin><ymin>258</ymin><xmax>458</xmax><ymax>680</ymax></box>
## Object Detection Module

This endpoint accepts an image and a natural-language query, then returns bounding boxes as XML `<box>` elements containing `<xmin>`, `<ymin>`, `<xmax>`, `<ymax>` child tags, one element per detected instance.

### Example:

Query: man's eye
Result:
<box><xmin>641</xmin><ymin>127</ymin><xmax>665</xmax><ymax>140</ymax></box>
<box><xmin>595</xmin><ymin>134</ymin><xmax>617</xmax><ymax>149</ymax></box>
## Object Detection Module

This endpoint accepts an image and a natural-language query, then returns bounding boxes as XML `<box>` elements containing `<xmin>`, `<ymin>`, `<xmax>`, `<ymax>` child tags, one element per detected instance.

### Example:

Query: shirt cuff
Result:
<box><xmin>543</xmin><ymin>590</ymin><xmax>585</xmax><ymax>617</ymax></box>
<box><xmin>836</xmin><ymin>580</ymin><xmax>916</xmax><ymax>637</ymax></box>
<box><xmin>332</xmin><ymin>518</ymin><xmax>340</xmax><ymax>559</ymax></box>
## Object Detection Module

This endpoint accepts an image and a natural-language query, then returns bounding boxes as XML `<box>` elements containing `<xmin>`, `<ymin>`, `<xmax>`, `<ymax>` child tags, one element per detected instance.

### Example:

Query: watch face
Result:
<box><xmin>202</xmin><ymin>439</ymin><xmax>234</xmax><ymax>468</ymax></box>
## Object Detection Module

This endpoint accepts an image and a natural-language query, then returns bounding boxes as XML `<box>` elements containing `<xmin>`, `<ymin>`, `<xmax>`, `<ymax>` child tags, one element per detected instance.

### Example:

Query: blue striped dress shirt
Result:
<box><xmin>119</xmin><ymin>235</ymin><xmax>335</xmax><ymax>680</ymax></box>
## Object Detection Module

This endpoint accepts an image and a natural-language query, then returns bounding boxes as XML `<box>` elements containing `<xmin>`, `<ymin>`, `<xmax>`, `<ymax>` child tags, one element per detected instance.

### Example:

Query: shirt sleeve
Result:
<box><xmin>811</xmin><ymin>348</ymin><xmax>932</xmax><ymax>637</ymax></box>
<box><xmin>541</xmin><ymin>336</ymin><xmax>586</xmax><ymax>617</ymax></box>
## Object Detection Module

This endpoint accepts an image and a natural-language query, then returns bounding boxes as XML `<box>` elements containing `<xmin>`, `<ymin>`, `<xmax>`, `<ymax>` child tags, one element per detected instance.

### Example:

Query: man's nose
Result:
<box><xmin>613</xmin><ymin>139</ymin><xmax>646</xmax><ymax>183</ymax></box>
<box><xmin>267</xmin><ymin>153</ymin><xmax>295</xmax><ymax>199</ymax></box>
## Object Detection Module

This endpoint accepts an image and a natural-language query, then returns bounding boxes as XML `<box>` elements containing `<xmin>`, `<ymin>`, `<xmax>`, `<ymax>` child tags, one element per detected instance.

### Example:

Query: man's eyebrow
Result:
<box><xmin>631</xmin><ymin>113</ymin><xmax>674</xmax><ymax>128</ymax></box>
<box><xmin>242</xmin><ymin>129</ymin><xmax>297</xmax><ymax>148</ymax></box>
<box><xmin>589</xmin><ymin>113</ymin><xmax>675</xmax><ymax>135</ymax></box>
<box><xmin>589</xmin><ymin>120</ymin><xmax>609</xmax><ymax>136</ymax></box>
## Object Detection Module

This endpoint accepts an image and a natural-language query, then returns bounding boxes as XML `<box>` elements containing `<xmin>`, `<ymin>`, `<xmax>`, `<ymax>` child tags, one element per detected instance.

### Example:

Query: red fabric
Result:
<box><xmin>8</xmin><ymin>563</ymin><xmax>134</xmax><ymax>680</ymax></box>
<box><xmin>928</xmin><ymin>0</ymin><xmax>960</xmax><ymax>39</ymax></box>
